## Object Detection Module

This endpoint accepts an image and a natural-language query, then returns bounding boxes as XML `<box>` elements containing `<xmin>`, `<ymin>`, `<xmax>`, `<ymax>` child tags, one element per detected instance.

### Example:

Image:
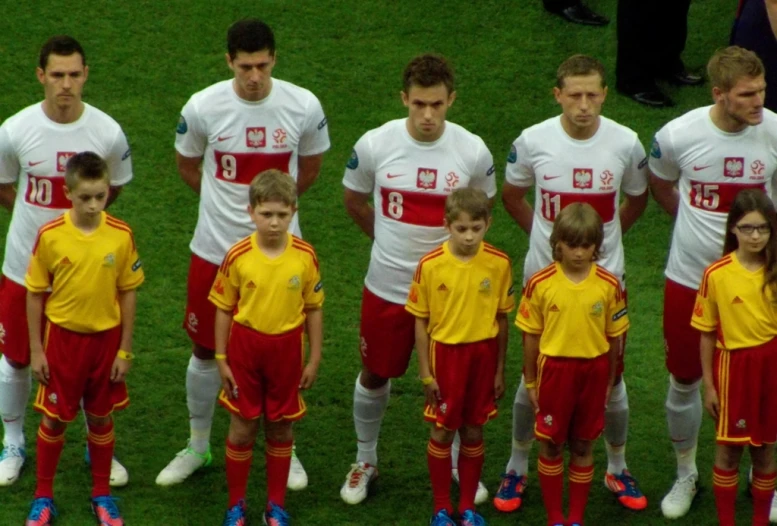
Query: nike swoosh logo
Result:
<box><xmin>217</xmin><ymin>135</ymin><xmax>234</xmax><ymax>142</ymax></box>
<box><xmin>28</xmin><ymin>160</ymin><xmax>45</xmax><ymax>167</ymax></box>
<box><xmin>693</xmin><ymin>165</ymin><xmax>712</xmax><ymax>171</ymax></box>
<box><xmin>386</xmin><ymin>173</ymin><xmax>405</xmax><ymax>179</ymax></box>
<box><xmin>543</xmin><ymin>175</ymin><xmax>562</xmax><ymax>180</ymax></box>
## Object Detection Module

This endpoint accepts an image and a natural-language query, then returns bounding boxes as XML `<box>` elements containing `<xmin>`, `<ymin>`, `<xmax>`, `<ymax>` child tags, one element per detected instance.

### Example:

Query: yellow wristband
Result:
<box><xmin>117</xmin><ymin>350</ymin><xmax>134</xmax><ymax>361</ymax></box>
<box><xmin>420</xmin><ymin>375</ymin><xmax>435</xmax><ymax>386</ymax></box>
<box><xmin>524</xmin><ymin>380</ymin><xmax>537</xmax><ymax>389</ymax></box>
<box><xmin>215</xmin><ymin>353</ymin><xmax>227</xmax><ymax>360</ymax></box>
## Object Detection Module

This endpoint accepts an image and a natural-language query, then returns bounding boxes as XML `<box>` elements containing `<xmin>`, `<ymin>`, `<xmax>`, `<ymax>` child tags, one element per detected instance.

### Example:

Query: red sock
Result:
<box><xmin>226</xmin><ymin>439</ymin><xmax>254</xmax><ymax>507</ymax></box>
<box><xmin>35</xmin><ymin>423</ymin><xmax>66</xmax><ymax>499</ymax></box>
<box><xmin>87</xmin><ymin>421</ymin><xmax>115</xmax><ymax>498</ymax></box>
<box><xmin>568</xmin><ymin>463</ymin><xmax>594</xmax><ymax>525</ymax></box>
<box><xmin>265</xmin><ymin>438</ymin><xmax>292</xmax><ymax>508</ymax></box>
<box><xmin>427</xmin><ymin>438</ymin><xmax>453</xmax><ymax>514</ymax></box>
<box><xmin>712</xmin><ymin>466</ymin><xmax>738</xmax><ymax>526</ymax></box>
<box><xmin>457</xmin><ymin>440</ymin><xmax>485</xmax><ymax>514</ymax></box>
<box><xmin>752</xmin><ymin>469</ymin><xmax>776</xmax><ymax>526</ymax></box>
<box><xmin>537</xmin><ymin>455</ymin><xmax>564</xmax><ymax>526</ymax></box>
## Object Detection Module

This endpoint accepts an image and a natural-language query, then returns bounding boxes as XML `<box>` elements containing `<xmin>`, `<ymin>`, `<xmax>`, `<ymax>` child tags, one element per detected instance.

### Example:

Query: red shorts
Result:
<box><xmin>663</xmin><ymin>278</ymin><xmax>702</xmax><ymax>380</ymax></box>
<box><xmin>183</xmin><ymin>253</ymin><xmax>220</xmax><ymax>351</ymax></box>
<box><xmin>535</xmin><ymin>353</ymin><xmax>609</xmax><ymax>444</ymax></box>
<box><xmin>714</xmin><ymin>341</ymin><xmax>777</xmax><ymax>446</ymax></box>
<box><xmin>33</xmin><ymin>322</ymin><xmax>128</xmax><ymax>422</ymax></box>
<box><xmin>424</xmin><ymin>339</ymin><xmax>499</xmax><ymax>430</ymax></box>
<box><xmin>0</xmin><ymin>275</ymin><xmax>46</xmax><ymax>366</ymax></box>
<box><xmin>359</xmin><ymin>287</ymin><xmax>415</xmax><ymax>379</ymax></box>
<box><xmin>218</xmin><ymin>322</ymin><xmax>306</xmax><ymax>422</ymax></box>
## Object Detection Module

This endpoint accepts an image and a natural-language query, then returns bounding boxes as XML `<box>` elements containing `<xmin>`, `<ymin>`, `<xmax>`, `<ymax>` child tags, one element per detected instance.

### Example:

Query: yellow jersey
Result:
<box><xmin>692</xmin><ymin>252</ymin><xmax>777</xmax><ymax>350</ymax></box>
<box><xmin>517</xmin><ymin>262</ymin><xmax>629</xmax><ymax>358</ymax></box>
<box><xmin>209</xmin><ymin>233</ymin><xmax>324</xmax><ymax>334</ymax></box>
<box><xmin>405</xmin><ymin>241</ymin><xmax>515</xmax><ymax>344</ymax></box>
<box><xmin>25</xmin><ymin>211</ymin><xmax>144</xmax><ymax>333</ymax></box>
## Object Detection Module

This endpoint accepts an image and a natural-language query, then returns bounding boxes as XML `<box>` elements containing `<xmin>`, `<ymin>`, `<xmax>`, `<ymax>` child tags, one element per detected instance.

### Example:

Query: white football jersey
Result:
<box><xmin>650</xmin><ymin>106</ymin><xmax>777</xmax><ymax>289</ymax></box>
<box><xmin>176</xmin><ymin>78</ymin><xmax>330</xmax><ymax>265</ymax></box>
<box><xmin>506</xmin><ymin>116</ymin><xmax>647</xmax><ymax>285</ymax></box>
<box><xmin>0</xmin><ymin>103</ymin><xmax>133</xmax><ymax>285</ymax></box>
<box><xmin>343</xmin><ymin>119</ymin><xmax>496</xmax><ymax>305</ymax></box>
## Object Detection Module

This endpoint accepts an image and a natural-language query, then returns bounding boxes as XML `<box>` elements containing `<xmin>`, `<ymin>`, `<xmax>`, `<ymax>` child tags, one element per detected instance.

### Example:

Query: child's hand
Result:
<box><xmin>527</xmin><ymin>386</ymin><xmax>539</xmax><ymax>413</ymax></box>
<box><xmin>299</xmin><ymin>362</ymin><xmax>319</xmax><ymax>390</ymax></box>
<box><xmin>217</xmin><ymin>360</ymin><xmax>238</xmax><ymax>400</ymax></box>
<box><xmin>494</xmin><ymin>371</ymin><xmax>506</xmax><ymax>401</ymax></box>
<box><xmin>31</xmin><ymin>351</ymin><xmax>49</xmax><ymax>385</ymax></box>
<box><xmin>424</xmin><ymin>379</ymin><xmax>441</xmax><ymax>409</ymax></box>
<box><xmin>703</xmin><ymin>385</ymin><xmax>719</xmax><ymax>420</ymax></box>
<box><xmin>111</xmin><ymin>355</ymin><xmax>132</xmax><ymax>383</ymax></box>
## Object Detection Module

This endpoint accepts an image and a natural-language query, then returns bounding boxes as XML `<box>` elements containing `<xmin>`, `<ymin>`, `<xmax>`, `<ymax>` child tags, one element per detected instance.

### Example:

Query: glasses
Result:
<box><xmin>735</xmin><ymin>223</ymin><xmax>771</xmax><ymax>235</ymax></box>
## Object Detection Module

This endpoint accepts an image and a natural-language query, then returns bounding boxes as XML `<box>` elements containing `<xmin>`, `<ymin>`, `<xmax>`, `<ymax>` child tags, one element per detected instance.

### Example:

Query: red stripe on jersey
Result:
<box><xmin>220</xmin><ymin>239</ymin><xmax>252</xmax><ymax>274</ymax></box>
<box><xmin>105</xmin><ymin>217</ymin><xmax>137</xmax><ymax>251</ymax></box>
<box><xmin>291</xmin><ymin>242</ymin><xmax>319</xmax><ymax>270</ymax></box>
<box><xmin>24</xmin><ymin>175</ymin><xmax>69</xmax><ymax>209</ymax></box>
<box><xmin>214</xmin><ymin>150</ymin><xmax>293</xmax><ymax>185</ymax></box>
<box><xmin>595</xmin><ymin>268</ymin><xmax>622</xmax><ymax>300</ymax></box>
<box><xmin>414</xmin><ymin>247</ymin><xmax>445</xmax><ymax>283</ymax></box>
<box><xmin>539</xmin><ymin>189</ymin><xmax>617</xmax><ymax>222</ymax></box>
<box><xmin>483</xmin><ymin>245</ymin><xmax>511</xmax><ymax>263</ymax></box>
<box><xmin>290</xmin><ymin>235</ymin><xmax>314</xmax><ymax>251</ymax></box>
<box><xmin>31</xmin><ymin>217</ymin><xmax>66</xmax><ymax>254</ymax></box>
<box><xmin>699</xmin><ymin>255</ymin><xmax>733</xmax><ymax>298</ymax></box>
<box><xmin>688</xmin><ymin>181</ymin><xmax>765</xmax><ymax>213</ymax></box>
<box><xmin>524</xmin><ymin>264</ymin><xmax>557</xmax><ymax>299</ymax></box>
<box><xmin>379</xmin><ymin>187</ymin><xmax>447</xmax><ymax>227</ymax></box>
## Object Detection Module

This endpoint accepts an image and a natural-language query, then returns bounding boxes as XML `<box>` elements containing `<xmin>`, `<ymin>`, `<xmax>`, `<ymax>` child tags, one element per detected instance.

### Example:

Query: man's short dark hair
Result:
<box><xmin>227</xmin><ymin>19</ymin><xmax>275</xmax><ymax>59</ymax></box>
<box><xmin>403</xmin><ymin>54</ymin><xmax>455</xmax><ymax>95</ymax></box>
<box><xmin>39</xmin><ymin>36</ymin><xmax>86</xmax><ymax>70</ymax></box>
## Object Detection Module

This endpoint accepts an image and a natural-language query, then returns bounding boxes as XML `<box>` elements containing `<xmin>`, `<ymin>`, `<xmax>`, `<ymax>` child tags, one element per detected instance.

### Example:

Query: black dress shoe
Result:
<box><xmin>659</xmin><ymin>70</ymin><xmax>705</xmax><ymax>86</ymax></box>
<box><xmin>626</xmin><ymin>90</ymin><xmax>675</xmax><ymax>108</ymax></box>
<box><xmin>550</xmin><ymin>3</ymin><xmax>610</xmax><ymax>26</ymax></box>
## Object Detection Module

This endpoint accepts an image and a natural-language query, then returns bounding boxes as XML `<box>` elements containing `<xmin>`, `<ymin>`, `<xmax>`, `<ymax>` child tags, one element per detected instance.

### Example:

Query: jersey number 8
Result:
<box><xmin>386</xmin><ymin>191</ymin><xmax>403</xmax><ymax>219</ymax></box>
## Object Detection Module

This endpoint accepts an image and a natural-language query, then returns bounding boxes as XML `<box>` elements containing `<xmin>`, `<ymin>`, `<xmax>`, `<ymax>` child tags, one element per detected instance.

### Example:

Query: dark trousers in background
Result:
<box><xmin>731</xmin><ymin>0</ymin><xmax>777</xmax><ymax>111</ymax></box>
<box><xmin>616</xmin><ymin>0</ymin><xmax>692</xmax><ymax>91</ymax></box>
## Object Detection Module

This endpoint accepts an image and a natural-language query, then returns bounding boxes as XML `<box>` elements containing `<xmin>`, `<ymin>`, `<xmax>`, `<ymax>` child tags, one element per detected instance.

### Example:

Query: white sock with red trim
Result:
<box><xmin>0</xmin><ymin>356</ymin><xmax>30</xmax><ymax>447</ymax></box>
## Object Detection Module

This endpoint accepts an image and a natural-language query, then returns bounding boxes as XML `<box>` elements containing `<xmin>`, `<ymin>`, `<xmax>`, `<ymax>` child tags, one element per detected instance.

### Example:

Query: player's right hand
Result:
<box><xmin>527</xmin><ymin>387</ymin><xmax>539</xmax><ymax>413</ymax></box>
<box><xmin>703</xmin><ymin>385</ymin><xmax>719</xmax><ymax>421</ymax></box>
<box><xmin>424</xmin><ymin>380</ymin><xmax>441</xmax><ymax>409</ymax></box>
<box><xmin>217</xmin><ymin>361</ymin><xmax>238</xmax><ymax>400</ymax></box>
<box><xmin>31</xmin><ymin>351</ymin><xmax>49</xmax><ymax>385</ymax></box>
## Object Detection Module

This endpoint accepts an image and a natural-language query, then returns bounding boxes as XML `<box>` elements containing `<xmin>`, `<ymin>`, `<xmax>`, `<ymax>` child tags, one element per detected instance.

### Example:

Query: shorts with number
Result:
<box><xmin>0</xmin><ymin>275</ymin><xmax>46</xmax><ymax>366</ymax></box>
<box><xmin>218</xmin><ymin>322</ymin><xmax>306</xmax><ymax>422</ymax></box>
<box><xmin>359</xmin><ymin>286</ymin><xmax>415</xmax><ymax>378</ymax></box>
<box><xmin>663</xmin><ymin>278</ymin><xmax>702</xmax><ymax>379</ymax></box>
<box><xmin>424</xmin><ymin>338</ymin><xmax>498</xmax><ymax>430</ymax></box>
<box><xmin>534</xmin><ymin>353</ymin><xmax>609</xmax><ymax>444</ymax></box>
<box><xmin>183</xmin><ymin>253</ymin><xmax>220</xmax><ymax>350</ymax></box>
<box><xmin>33</xmin><ymin>322</ymin><xmax>127</xmax><ymax>422</ymax></box>
<box><xmin>714</xmin><ymin>341</ymin><xmax>777</xmax><ymax>446</ymax></box>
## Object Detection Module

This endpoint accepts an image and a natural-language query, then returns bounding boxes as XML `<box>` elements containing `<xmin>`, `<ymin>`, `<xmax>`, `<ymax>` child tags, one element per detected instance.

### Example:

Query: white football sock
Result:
<box><xmin>505</xmin><ymin>377</ymin><xmax>535</xmax><ymax>476</ymax></box>
<box><xmin>186</xmin><ymin>356</ymin><xmax>221</xmax><ymax>454</ymax></box>
<box><xmin>604</xmin><ymin>379</ymin><xmax>629</xmax><ymax>474</ymax></box>
<box><xmin>0</xmin><ymin>356</ymin><xmax>31</xmax><ymax>448</ymax></box>
<box><xmin>452</xmin><ymin>432</ymin><xmax>461</xmax><ymax>470</ymax></box>
<box><xmin>353</xmin><ymin>374</ymin><xmax>390</xmax><ymax>466</ymax></box>
<box><xmin>665</xmin><ymin>375</ymin><xmax>701</xmax><ymax>478</ymax></box>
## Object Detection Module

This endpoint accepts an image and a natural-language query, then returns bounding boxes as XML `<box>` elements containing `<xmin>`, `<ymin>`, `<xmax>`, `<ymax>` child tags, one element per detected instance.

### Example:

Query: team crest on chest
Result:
<box><xmin>417</xmin><ymin>168</ymin><xmax>437</xmax><ymax>189</ymax></box>
<box><xmin>445</xmin><ymin>171</ymin><xmax>459</xmax><ymax>191</ymax></box>
<box><xmin>590</xmin><ymin>301</ymin><xmax>603</xmax><ymax>317</ymax></box>
<box><xmin>573</xmin><ymin>168</ymin><xmax>593</xmax><ymax>189</ymax></box>
<box><xmin>288</xmin><ymin>275</ymin><xmax>301</xmax><ymax>290</ymax></box>
<box><xmin>724</xmin><ymin>157</ymin><xmax>744</xmax><ymax>178</ymax></box>
<box><xmin>479</xmin><ymin>278</ymin><xmax>491</xmax><ymax>295</ymax></box>
<box><xmin>272</xmin><ymin>128</ymin><xmax>287</xmax><ymax>149</ymax></box>
<box><xmin>751</xmin><ymin>159</ymin><xmax>765</xmax><ymax>180</ymax></box>
<box><xmin>103</xmin><ymin>253</ymin><xmax>115</xmax><ymax>267</ymax></box>
<box><xmin>246</xmin><ymin>127</ymin><xmax>266</xmax><ymax>148</ymax></box>
<box><xmin>599</xmin><ymin>170</ymin><xmax>614</xmax><ymax>190</ymax></box>
<box><xmin>56</xmin><ymin>152</ymin><xmax>76</xmax><ymax>173</ymax></box>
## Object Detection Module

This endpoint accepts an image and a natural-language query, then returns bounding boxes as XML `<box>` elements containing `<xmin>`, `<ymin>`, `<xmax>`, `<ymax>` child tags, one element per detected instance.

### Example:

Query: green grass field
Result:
<box><xmin>0</xmin><ymin>0</ymin><xmax>750</xmax><ymax>524</ymax></box>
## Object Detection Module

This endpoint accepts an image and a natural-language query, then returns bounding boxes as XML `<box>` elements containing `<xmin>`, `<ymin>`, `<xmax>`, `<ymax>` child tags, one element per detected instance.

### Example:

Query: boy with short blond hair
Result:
<box><xmin>407</xmin><ymin>187</ymin><xmax>514</xmax><ymax>526</ymax></box>
<box><xmin>211</xmin><ymin>169</ymin><xmax>324</xmax><ymax>526</ymax></box>
<box><xmin>24</xmin><ymin>151</ymin><xmax>143</xmax><ymax>526</ymax></box>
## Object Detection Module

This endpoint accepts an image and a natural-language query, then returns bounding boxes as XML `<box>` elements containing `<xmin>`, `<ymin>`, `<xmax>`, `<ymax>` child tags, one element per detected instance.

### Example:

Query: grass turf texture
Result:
<box><xmin>0</xmin><ymin>0</ymin><xmax>747</xmax><ymax>524</ymax></box>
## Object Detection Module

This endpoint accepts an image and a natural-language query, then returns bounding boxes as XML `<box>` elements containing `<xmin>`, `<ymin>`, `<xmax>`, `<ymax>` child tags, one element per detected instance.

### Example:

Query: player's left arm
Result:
<box><xmin>619</xmin><ymin>138</ymin><xmax>650</xmax><ymax>232</ymax></box>
<box><xmin>297</xmin><ymin>96</ymin><xmax>330</xmax><ymax>197</ymax></box>
<box><xmin>112</xmin><ymin>289</ymin><xmax>136</xmax><ymax>383</ymax></box>
<box><xmin>300</xmin><ymin>307</ymin><xmax>323</xmax><ymax>389</ymax></box>
<box><xmin>494</xmin><ymin>314</ymin><xmax>508</xmax><ymax>401</ymax></box>
<box><xmin>0</xmin><ymin>183</ymin><xmax>16</xmax><ymax>212</ymax></box>
<box><xmin>297</xmin><ymin>153</ymin><xmax>324</xmax><ymax>197</ymax></box>
<box><xmin>605</xmin><ymin>336</ymin><xmax>619</xmax><ymax>401</ymax></box>
<box><xmin>619</xmin><ymin>191</ymin><xmax>648</xmax><ymax>233</ymax></box>
<box><xmin>105</xmin><ymin>130</ymin><xmax>133</xmax><ymax>209</ymax></box>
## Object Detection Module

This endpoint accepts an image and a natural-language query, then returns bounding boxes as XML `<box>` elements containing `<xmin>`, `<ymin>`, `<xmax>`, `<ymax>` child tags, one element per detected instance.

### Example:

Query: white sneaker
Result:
<box><xmin>661</xmin><ymin>473</ymin><xmax>699</xmax><ymax>519</ymax></box>
<box><xmin>452</xmin><ymin>468</ymin><xmax>489</xmax><ymax>505</ymax></box>
<box><xmin>287</xmin><ymin>445</ymin><xmax>308</xmax><ymax>491</ymax></box>
<box><xmin>340</xmin><ymin>461</ymin><xmax>378</xmax><ymax>504</ymax></box>
<box><xmin>110</xmin><ymin>456</ymin><xmax>129</xmax><ymax>487</ymax></box>
<box><xmin>0</xmin><ymin>443</ymin><xmax>25</xmax><ymax>486</ymax></box>
<box><xmin>155</xmin><ymin>442</ymin><xmax>212</xmax><ymax>486</ymax></box>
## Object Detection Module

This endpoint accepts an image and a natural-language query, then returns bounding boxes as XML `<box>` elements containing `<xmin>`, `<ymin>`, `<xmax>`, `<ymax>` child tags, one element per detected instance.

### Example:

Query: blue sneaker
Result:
<box><xmin>493</xmin><ymin>471</ymin><xmax>528</xmax><ymax>512</ymax></box>
<box><xmin>263</xmin><ymin>501</ymin><xmax>290</xmax><ymax>526</ymax></box>
<box><xmin>223</xmin><ymin>500</ymin><xmax>247</xmax><ymax>526</ymax></box>
<box><xmin>430</xmin><ymin>509</ymin><xmax>456</xmax><ymax>526</ymax></box>
<box><xmin>91</xmin><ymin>495</ymin><xmax>124</xmax><ymax>526</ymax></box>
<box><xmin>460</xmin><ymin>509</ymin><xmax>486</xmax><ymax>526</ymax></box>
<box><xmin>26</xmin><ymin>497</ymin><xmax>57</xmax><ymax>526</ymax></box>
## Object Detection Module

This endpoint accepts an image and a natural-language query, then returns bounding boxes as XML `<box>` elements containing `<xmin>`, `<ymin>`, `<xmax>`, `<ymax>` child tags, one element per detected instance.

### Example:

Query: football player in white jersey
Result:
<box><xmin>497</xmin><ymin>55</ymin><xmax>649</xmax><ymax>515</ymax></box>
<box><xmin>0</xmin><ymin>36</ymin><xmax>132</xmax><ymax>488</ymax></box>
<box><xmin>650</xmin><ymin>46</ymin><xmax>777</xmax><ymax>520</ymax></box>
<box><xmin>340</xmin><ymin>54</ymin><xmax>497</xmax><ymax>508</ymax></box>
<box><xmin>155</xmin><ymin>19</ymin><xmax>329</xmax><ymax>492</ymax></box>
